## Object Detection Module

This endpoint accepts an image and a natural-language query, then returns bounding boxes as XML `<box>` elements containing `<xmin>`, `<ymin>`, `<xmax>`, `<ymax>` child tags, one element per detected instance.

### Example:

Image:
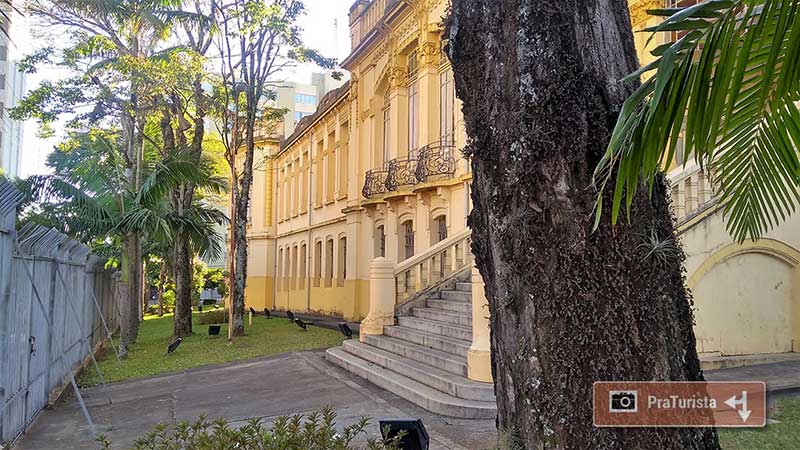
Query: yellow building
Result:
<box><xmin>242</xmin><ymin>0</ymin><xmax>800</xmax><ymax>418</ymax></box>
<box><xmin>246</xmin><ymin>0</ymin><xmax>471</xmax><ymax>323</ymax></box>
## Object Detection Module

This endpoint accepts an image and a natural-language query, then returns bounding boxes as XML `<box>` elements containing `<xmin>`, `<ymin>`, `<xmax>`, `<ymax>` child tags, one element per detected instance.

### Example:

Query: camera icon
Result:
<box><xmin>609</xmin><ymin>390</ymin><xmax>638</xmax><ymax>413</ymax></box>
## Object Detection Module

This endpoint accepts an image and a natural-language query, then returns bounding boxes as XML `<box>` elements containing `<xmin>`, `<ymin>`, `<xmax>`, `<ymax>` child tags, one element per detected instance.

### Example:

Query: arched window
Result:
<box><xmin>277</xmin><ymin>247</ymin><xmax>284</xmax><ymax>291</ymax></box>
<box><xmin>400</xmin><ymin>220</ymin><xmax>414</xmax><ymax>261</ymax></box>
<box><xmin>325</xmin><ymin>239</ymin><xmax>335</xmax><ymax>287</ymax></box>
<box><xmin>314</xmin><ymin>241</ymin><xmax>322</xmax><ymax>287</ymax></box>
<box><xmin>431</xmin><ymin>216</ymin><xmax>449</xmax><ymax>279</ymax></box>
<box><xmin>337</xmin><ymin>237</ymin><xmax>347</xmax><ymax>287</ymax></box>
<box><xmin>291</xmin><ymin>245</ymin><xmax>298</xmax><ymax>290</ymax></box>
<box><xmin>375</xmin><ymin>225</ymin><xmax>386</xmax><ymax>258</ymax></box>
<box><xmin>300</xmin><ymin>243</ymin><xmax>307</xmax><ymax>284</ymax></box>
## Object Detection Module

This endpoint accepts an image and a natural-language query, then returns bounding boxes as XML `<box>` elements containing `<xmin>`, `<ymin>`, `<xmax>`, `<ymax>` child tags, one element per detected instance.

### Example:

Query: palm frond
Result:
<box><xmin>594</xmin><ymin>0</ymin><xmax>800</xmax><ymax>242</ymax></box>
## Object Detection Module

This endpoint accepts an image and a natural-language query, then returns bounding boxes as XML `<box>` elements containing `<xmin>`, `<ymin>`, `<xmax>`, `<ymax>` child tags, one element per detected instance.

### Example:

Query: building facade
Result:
<box><xmin>245</xmin><ymin>0</ymin><xmax>800</xmax><ymax>372</ymax></box>
<box><xmin>0</xmin><ymin>2</ymin><xmax>25</xmax><ymax>178</ymax></box>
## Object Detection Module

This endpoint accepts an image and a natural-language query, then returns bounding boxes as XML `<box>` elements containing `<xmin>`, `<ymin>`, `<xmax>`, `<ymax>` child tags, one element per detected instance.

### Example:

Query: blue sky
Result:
<box><xmin>16</xmin><ymin>0</ymin><xmax>353</xmax><ymax>177</ymax></box>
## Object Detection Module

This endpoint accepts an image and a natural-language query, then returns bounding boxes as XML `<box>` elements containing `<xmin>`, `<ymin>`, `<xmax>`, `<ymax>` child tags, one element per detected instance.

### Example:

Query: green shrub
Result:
<box><xmin>96</xmin><ymin>407</ymin><xmax>404</xmax><ymax>450</ymax></box>
<box><xmin>195</xmin><ymin>309</ymin><xmax>229</xmax><ymax>325</ymax></box>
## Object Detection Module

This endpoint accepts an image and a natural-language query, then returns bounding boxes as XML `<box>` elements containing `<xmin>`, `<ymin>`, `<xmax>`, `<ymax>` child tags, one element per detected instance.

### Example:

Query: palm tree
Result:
<box><xmin>595</xmin><ymin>0</ymin><xmax>800</xmax><ymax>242</ymax></box>
<box><xmin>21</xmin><ymin>130</ymin><xmax>227</xmax><ymax>339</ymax></box>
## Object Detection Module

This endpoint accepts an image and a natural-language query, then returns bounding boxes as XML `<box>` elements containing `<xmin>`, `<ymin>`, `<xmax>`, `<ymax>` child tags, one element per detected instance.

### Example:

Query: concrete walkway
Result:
<box><xmin>12</xmin><ymin>350</ymin><xmax>497</xmax><ymax>450</ymax></box>
<box><xmin>13</xmin><ymin>352</ymin><xmax>800</xmax><ymax>450</ymax></box>
<box><xmin>706</xmin><ymin>359</ymin><xmax>800</xmax><ymax>397</ymax></box>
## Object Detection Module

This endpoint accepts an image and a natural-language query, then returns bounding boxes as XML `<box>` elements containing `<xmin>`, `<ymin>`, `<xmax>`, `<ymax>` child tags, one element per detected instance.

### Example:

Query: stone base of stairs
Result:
<box><xmin>326</xmin><ymin>273</ymin><xmax>497</xmax><ymax>419</ymax></box>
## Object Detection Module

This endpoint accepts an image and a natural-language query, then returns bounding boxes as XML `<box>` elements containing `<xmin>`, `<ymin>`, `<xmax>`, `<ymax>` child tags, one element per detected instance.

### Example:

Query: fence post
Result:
<box><xmin>360</xmin><ymin>258</ymin><xmax>395</xmax><ymax>341</ymax></box>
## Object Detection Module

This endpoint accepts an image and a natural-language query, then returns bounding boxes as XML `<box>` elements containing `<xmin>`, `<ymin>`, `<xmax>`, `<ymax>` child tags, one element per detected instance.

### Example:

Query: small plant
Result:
<box><xmin>96</xmin><ymin>407</ymin><xmax>404</xmax><ymax>450</ymax></box>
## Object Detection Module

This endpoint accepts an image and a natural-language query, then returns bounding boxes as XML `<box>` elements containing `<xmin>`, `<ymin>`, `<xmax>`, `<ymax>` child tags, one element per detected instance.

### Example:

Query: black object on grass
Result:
<box><xmin>264</xmin><ymin>308</ymin><xmax>271</xmax><ymax>318</ymax></box>
<box><xmin>167</xmin><ymin>337</ymin><xmax>183</xmax><ymax>354</ymax></box>
<box><xmin>338</xmin><ymin>323</ymin><xmax>353</xmax><ymax>339</ymax></box>
<box><xmin>249</xmin><ymin>306</ymin><xmax>257</xmax><ymax>315</ymax></box>
<box><xmin>293</xmin><ymin>317</ymin><xmax>307</xmax><ymax>331</ymax></box>
<box><xmin>208</xmin><ymin>325</ymin><xmax>221</xmax><ymax>336</ymax></box>
<box><xmin>287</xmin><ymin>310</ymin><xmax>295</xmax><ymax>321</ymax></box>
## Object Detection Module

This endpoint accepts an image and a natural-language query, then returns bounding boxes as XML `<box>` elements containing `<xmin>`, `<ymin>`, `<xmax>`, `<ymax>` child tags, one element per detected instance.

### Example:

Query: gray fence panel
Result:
<box><xmin>0</xmin><ymin>180</ymin><xmax>118</xmax><ymax>445</ymax></box>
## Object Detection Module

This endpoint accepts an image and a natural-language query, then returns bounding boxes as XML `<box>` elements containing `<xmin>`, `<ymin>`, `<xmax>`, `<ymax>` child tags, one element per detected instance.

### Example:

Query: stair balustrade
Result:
<box><xmin>393</xmin><ymin>228</ymin><xmax>472</xmax><ymax>304</ymax></box>
<box><xmin>668</xmin><ymin>164</ymin><xmax>717</xmax><ymax>226</ymax></box>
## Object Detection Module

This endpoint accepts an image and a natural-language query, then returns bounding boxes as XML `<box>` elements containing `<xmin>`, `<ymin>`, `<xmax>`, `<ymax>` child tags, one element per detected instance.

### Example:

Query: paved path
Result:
<box><xmin>13</xmin><ymin>353</ymin><xmax>800</xmax><ymax>450</ymax></box>
<box><xmin>13</xmin><ymin>350</ymin><xmax>497</xmax><ymax>450</ymax></box>
<box><xmin>706</xmin><ymin>359</ymin><xmax>800</xmax><ymax>396</ymax></box>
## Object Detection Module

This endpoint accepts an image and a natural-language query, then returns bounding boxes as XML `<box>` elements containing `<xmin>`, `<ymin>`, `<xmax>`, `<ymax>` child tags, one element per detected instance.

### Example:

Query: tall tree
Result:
<box><xmin>448</xmin><ymin>1</ymin><xmax>720</xmax><ymax>449</ymax></box>
<box><xmin>22</xmin><ymin>0</ymin><xmax>192</xmax><ymax>356</ymax></box>
<box><xmin>159</xmin><ymin>1</ymin><xmax>218</xmax><ymax>337</ymax></box>
<box><xmin>212</xmin><ymin>0</ymin><xmax>335</xmax><ymax>337</ymax></box>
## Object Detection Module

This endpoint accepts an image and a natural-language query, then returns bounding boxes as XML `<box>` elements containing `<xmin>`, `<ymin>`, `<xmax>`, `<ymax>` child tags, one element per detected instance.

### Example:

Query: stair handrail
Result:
<box><xmin>394</xmin><ymin>228</ymin><xmax>472</xmax><ymax>304</ymax></box>
<box><xmin>395</xmin><ymin>228</ymin><xmax>471</xmax><ymax>275</ymax></box>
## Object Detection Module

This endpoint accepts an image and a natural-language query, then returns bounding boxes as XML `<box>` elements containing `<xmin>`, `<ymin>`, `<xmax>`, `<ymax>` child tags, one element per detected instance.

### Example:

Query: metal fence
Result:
<box><xmin>0</xmin><ymin>181</ymin><xmax>118</xmax><ymax>445</ymax></box>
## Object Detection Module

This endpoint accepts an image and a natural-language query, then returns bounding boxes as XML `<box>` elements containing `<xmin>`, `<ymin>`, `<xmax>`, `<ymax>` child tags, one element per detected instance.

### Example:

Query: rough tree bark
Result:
<box><xmin>448</xmin><ymin>1</ymin><xmax>720</xmax><ymax>449</ymax></box>
<box><xmin>230</xmin><ymin>104</ymin><xmax>257</xmax><ymax>337</ymax></box>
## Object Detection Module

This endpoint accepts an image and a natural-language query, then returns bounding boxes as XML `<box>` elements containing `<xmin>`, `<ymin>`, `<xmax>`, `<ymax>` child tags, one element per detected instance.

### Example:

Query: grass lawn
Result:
<box><xmin>80</xmin><ymin>310</ymin><xmax>344</xmax><ymax>386</ymax></box>
<box><xmin>720</xmin><ymin>397</ymin><xmax>800</xmax><ymax>450</ymax></box>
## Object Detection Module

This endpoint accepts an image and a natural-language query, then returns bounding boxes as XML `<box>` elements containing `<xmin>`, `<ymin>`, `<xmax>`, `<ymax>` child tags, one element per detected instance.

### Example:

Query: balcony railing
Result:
<box><xmin>415</xmin><ymin>139</ymin><xmax>456</xmax><ymax>183</ymax></box>
<box><xmin>362</xmin><ymin>139</ymin><xmax>459</xmax><ymax>199</ymax></box>
<box><xmin>385</xmin><ymin>150</ymin><xmax>419</xmax><ymax>192</ymax></box>
<box><xmin>362</xmin><ymin>168</ymin><xmax>389</xmax><ymax>198</ymax></box>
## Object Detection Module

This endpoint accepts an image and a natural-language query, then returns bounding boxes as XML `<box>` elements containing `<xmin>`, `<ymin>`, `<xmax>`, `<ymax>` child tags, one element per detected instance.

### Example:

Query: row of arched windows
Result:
<box><xmin>277</xmin><ymin>236</ymin><xmax>347</xmax><ymax>291</ymax></box>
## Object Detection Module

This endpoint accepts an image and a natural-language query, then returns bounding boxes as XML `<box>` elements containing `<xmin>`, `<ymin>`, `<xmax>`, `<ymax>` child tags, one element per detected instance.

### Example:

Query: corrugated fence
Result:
<box><xmin>0</xmin><ymin>180</ymin><xmax>118</xmax><ymax>444</ymax></box>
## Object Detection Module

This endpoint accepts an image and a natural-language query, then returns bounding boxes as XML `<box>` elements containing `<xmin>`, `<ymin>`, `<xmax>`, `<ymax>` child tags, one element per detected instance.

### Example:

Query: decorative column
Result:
<box><xmin>467</xmin><ymin>265</ymin><xmax>492</xmax><ymax>382</ymax></box>
<box><xmin>360</xmin><ymin>257</ymin><xmax>395</xmax><ymax>341</ymax></box>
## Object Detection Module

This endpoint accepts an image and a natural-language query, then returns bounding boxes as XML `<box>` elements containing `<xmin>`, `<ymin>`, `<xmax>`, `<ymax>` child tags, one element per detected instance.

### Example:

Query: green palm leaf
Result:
<box><xmin>594</xmin><ymin>0</ymin><xmax>800</xmax><ymax>242</ymax></box>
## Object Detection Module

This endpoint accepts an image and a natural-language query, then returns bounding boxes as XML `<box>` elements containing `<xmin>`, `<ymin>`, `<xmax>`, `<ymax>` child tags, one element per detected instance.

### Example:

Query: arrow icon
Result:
<box><xmin>725</xmin><ymin>391</ymin><xmax>751</xmax><ymax>422</ymax></box>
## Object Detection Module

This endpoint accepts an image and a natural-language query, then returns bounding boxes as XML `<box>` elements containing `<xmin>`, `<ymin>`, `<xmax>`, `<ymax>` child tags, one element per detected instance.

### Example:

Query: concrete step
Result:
<box><xmin>398</xmin><ymin>316</ymin><xmax>472</xmax><ymax>341</ymax></box>
<box><xmin>440</xmin><ymin>290</ymin><xmax>471</xmax><ymax>302</ymax></box>
<box><xmin>363</xmin><ymin>334</ymin><xmax>467</xmax><ymax>376</ymax></box>
<box><xmin>455</xmin><ymin>282</ymin><xmax>472</xmax><ymax>292</ymax></box>
<box><xmin>326</xmin><ymin>347</ymin><xmax>497</xmax><ymax>419</ymax></box>
<box><xmin>413</xmin><ymin>308</ymin><xmax>472</xmax><ymax>327</ymax></box>
<box><xmin>341</xmin><ymin>340</ymin><xmax>495</xmax><ymax>402</ymax></box>
<box><xmin>384</xmin><ymin>325</ymin><xmax>470</xmax><ymax>357</ymax></box>
<box><xmin>426</xmin><ymin>298</ymin><xmax>471</xmax><ymax>314</ymax></box>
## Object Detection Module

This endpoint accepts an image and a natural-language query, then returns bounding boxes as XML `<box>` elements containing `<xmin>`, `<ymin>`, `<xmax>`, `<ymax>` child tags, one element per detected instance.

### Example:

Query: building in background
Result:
<box><xmin>0</xmin><ymin>2</ymin><xmax>26</xmax><ymax>178</ymax></box>
<box><xmin>275</xmin><ymin>72</ymin><xmax>347</xmax><ymax>138</ymax></box>
<box><xmin>240</xmin><ymin>0</ymin><xmax>800</xmax><ymax>419</ymax></box>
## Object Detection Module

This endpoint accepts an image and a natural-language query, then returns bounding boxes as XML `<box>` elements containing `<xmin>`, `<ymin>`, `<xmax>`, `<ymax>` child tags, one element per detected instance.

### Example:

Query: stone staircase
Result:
<box><xmin>326</xmin><ymin>280</ymin><xmax>497</xmax><ymax>419</ymax></box>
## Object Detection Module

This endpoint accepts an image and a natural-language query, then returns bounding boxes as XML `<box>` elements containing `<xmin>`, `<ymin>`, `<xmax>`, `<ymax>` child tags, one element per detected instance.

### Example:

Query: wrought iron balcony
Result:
<box><xmin>362</xmin><ymin>139</ymin><xmax>458</xmax><ymax>199</ymax></box>
<box><xmin>362</xmin><ymin>167</ymin><xmax>389</xmax><ymax>198</ymax></box>
<box><xmin>385</xmin><ymin>150</ymin><xmax>419</xmax><ymax>192</ymax></box>
<box><xmin>415</xmin><ymin>139</ymin><xmax>456</xmax><ymax>183</ymax></box>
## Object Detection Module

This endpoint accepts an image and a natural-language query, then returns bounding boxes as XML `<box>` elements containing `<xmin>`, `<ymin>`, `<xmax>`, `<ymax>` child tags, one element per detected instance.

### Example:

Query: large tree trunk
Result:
<box><xmin>229</xmin><ymin>106</ymin><xmax>257</xmax><ymax>337</ymax></box>
<box><xmin>173</xmin><ymin>234</ymin><xmax>193</xmax><ymax>337</ymax></box>
<box><xmin>448</xmin><ymin>1</ymin><xmax>720</xmax><ymax>449</ymax></box>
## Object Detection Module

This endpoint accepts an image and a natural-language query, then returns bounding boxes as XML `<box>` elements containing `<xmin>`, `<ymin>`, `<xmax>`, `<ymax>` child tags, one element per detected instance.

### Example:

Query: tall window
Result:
<box><xmin>375</xmin><ymin>225</ymin><xmax>386</xmax><ymax>258</ymax></box>
<box><xmin>337</xmin><ymin>237</ymin><xmax>347</xmax><ymax>287</ymax></box>
<box><xmin>277</xmin><ymin>248</ymin><xmax>284</xmax><ymax>290</ymax></box>
<box><xmin>382</xmin><ymin>104</ymin><xmax>391</xmax><ymax>165</ymax></box>
<box><xmin>432</xmin><ymin>216</ymin><xmax>448</xmax><ymax>244</ymax></box>
<box><xmin>300</xmin><ymin>244</ymin><xmax>307</xmax><ymax>282</ymax></box>
<box><xmin>291</xmin><ymin>245</ymin><xmax>298</xmax><ymax>289</ymax></box>
<box><xmin>325</xmin><ymin>239</ymin><xmax>335</xmax><ymax>287</ymax></box>
<box><xmin>439</xmin><ymin>70</ymin><xmax>455</xmax><ymax>142</ymax></box>
<box><xmin>408</xmin><ymin>81</ymin><xmax>419</xmax><ymax>153</ymax></box>
<box><xmin>401</xmin><ymin>221</ymin><xmax>415</xmax><ymax>260</ymax></box>
<box><xmin>314</xmin><ymin>241</ymin><xmax>322</xmax><ymax>287</ymax></box>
